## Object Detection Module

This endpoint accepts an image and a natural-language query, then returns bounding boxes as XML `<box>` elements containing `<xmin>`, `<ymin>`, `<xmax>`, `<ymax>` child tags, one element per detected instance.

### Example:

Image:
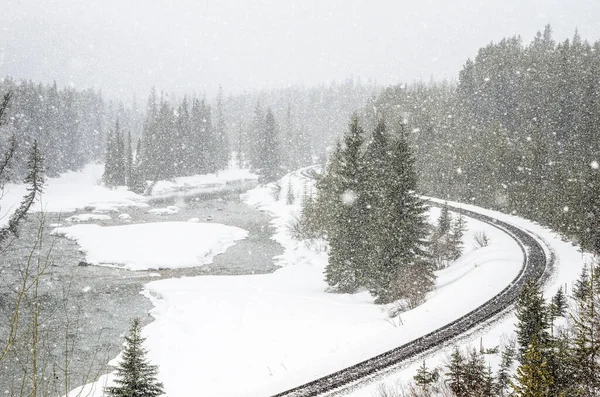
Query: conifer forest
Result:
<box><xmin>1</xmin><ymin>2</ymin><xmax>600</xmax><ymax>397</ymax></box>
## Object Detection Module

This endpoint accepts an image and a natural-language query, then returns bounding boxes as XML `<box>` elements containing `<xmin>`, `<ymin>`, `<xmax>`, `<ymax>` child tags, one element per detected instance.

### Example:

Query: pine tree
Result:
<box><xmin>573</xmin><ymin>264</ymin><xmax>590</xmax><ymax>302</ymax></box>
<box><xmin>483</xmin><ymin>364</ymin><xmax>495</xmax><ymax>397</ymax></box>
<box><xmin>105</xmin><ymin>318</ymin><xmax>164</xmax><ymax>397</ymax></box>
<box><xmin>549</xmin><ymin>287</ymin><xmax>567</xmax><ymax>318</ymax></box>
<box><xmin>448</xmin><ymin>211</ymin><xmax>467</xmax><ymax>261</ymax></box>
<box><xmin>322</xmin><ymin>116</ymin><xmax>368</xmax><ymax>293</ymax></box>
<box><xmin>432</xmin><ymin>202</ymin><xmax>454</xmax><ymax>267</ymax></box>
<box><xmin>214</xmin><ymin>86</ymin><xmax>229</xmax><ymax>170</ymax></box>
<box><xmin>515</xmin><ymin>280</ymin><xmax>550</xmax><ymax>358</ymax></box>
<box><xmin>249</xmin><ymin>100</ymin><xmax>265</xmax><ymax>171</ymax></box>
<box><xmin>446</xmin><ymin>347</ymin><xmax>467</xmax><ymax>396</ymax></box>
<box><xmin>496</xmin><ymin>341</ymin><xmax>516</xmax><ymax>396</ymax></box>
<box><xmin>438</xmin><ymin>203</ymin><xmax>452</xmax><ymax>235</ymax></box>
<box><xmin>463</xmin><ymin>349</ymin><xmax>486</xmax><ymax>395</ymax></box>
<box><xmin>126</xmin><ymin>130</ymin><xmax>133</xmax><ymax>186</ymax></box>
<box><xmin>570</xmin><ymin>264</ymin><xmax>600</xmax><ymax>396</ymax></box>
<box><xmin>414</xmin><ymin>361</ymin><xmax>438</xmax><ymax>391</ymax></box>
<box><xmin>258</xmin><ymin>108</ymin><xmax>282</xmax><ymax>183</ymax></box>
<box><xmin>365</xmin><ymin>120</ymin><xmax>432</xmax><ymax>304</ymax></box>
<box><xmin>511</xmin><ymin>337</ymin><xmax>553</xmax><ymax>397</ymax></box>
<box><xmin>545</xmin><ymin>330</ymin><xmax>575</xmax><ymax>397</ymax></box>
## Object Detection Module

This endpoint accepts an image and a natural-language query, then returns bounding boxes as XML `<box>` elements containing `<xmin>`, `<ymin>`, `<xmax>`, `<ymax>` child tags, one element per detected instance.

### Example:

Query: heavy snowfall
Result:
<box><xmin>1</xmin><ymin>2</ymin><xmax>600</xmax><ymax>397</ymax></box>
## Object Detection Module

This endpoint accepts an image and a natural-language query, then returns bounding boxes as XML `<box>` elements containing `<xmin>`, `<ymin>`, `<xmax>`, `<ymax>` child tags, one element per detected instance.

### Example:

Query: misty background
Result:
<box><xmin>2</xmin><ymin>0</ymin><xmax>600</xmax><ymax>101</ymax></box>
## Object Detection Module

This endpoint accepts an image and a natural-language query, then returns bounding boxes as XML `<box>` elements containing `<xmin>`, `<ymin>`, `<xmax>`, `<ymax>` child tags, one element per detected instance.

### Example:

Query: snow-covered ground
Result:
<box><xmin>344</xmin><ymin>197</ymin><xmax>587</xmax><ymax>396</ymax></box>
<box><xmin>0</xmin><ymin>164</ymin><xmax>147</xmax><ymax>227</ymax></box>
<box><xmin>51</xmin><ymin>222</ymin><xmax>248</xmax><ymax>271</ymax></box>
<box><xmin>0</xmin><ymin>163</ymin><xmax>258</xmax><ymax>227</ymax></box>
<box><xmin>151</xmin><ymin>168</ymin><xmax>258</xmax><ymax>199</ymax></box>
<box><xmin>67</xmin><ymin>169</ymin><xmax>543</xmax><ymax>397</ymax></box>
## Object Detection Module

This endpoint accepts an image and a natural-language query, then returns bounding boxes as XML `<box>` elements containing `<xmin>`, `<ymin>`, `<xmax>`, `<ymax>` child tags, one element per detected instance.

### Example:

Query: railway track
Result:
<box><xmin>269</xmin><ymin>190</ymin><xmax>550</xmax><ymax>397</ymax></box>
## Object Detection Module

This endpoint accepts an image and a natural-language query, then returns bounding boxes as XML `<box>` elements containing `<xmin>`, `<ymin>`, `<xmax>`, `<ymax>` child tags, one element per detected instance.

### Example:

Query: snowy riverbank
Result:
<box><xmin>67</xmin><ymin>169</ymin><xmax>530</xmax><ymax>397</ymax></box>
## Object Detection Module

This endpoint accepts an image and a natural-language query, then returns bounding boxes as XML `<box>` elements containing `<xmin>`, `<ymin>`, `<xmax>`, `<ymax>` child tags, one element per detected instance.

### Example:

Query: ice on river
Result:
<box><xmin>66</xmin><ymin>213</ymin><xmax>112</xmax><ymax>222</ymax></box>
<box><xmin>51</xmin><ymin>221</ymin><xmax>248</xmax><ymax>271</ymax></box>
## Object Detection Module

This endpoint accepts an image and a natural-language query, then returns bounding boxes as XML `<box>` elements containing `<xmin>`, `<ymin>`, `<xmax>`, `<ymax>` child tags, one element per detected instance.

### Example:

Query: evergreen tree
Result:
<box><xmin>573</xmin><ymin>264</ymin><xmax>591</xmax><ymax>302</ymax></box>
<box><xmin>570</xmin><ymin>264</ymin><xmax>600</xmax><ymax>395</ymax></box>
<box><xmin>105</xmin><ymin>318</ymin><xmax>164</xmax><ymax>397</ymax></box>
<box><xmin>175</xmin><ymin>96</ymin><xmax>192</xmax><ymax>175</ymax></box>
<box><xmin>549</xmin><ymin>287</ymin><xmax>567</xmax><ymax>318</ymax></box>
<box><xmin>483</xmin><ymin>364</ymin><xmax>495</xmax><ymax>397</ymax></box>
<box><xmin>249</xmin><ymin>100</ymin><xmax>265</xmax><ymax>171</ymax></box>
<box><xmin>257</xmin><ymin>108</ymin><xmax>282</xmax><ymax>183</ymax></box>
<box><xmin>365</xmin><ymin>120</ymin><xmax>432</xmax><ymax>304</ymax></box>
<box><xmin>448</xmin><ymin>211</ymin><xmax>467</xmax><ymax>261</ymax></box>
<box><xmin>463</xmin><ymin>348</ymin><xmax>487</xmax><ymax>395</ymax></box>
<box><xmin>511</xmin><ymin>337</ymin><xmax>553</xmax><ymax>397</ymax></box>
<box><xmin>446</xmin><ymin>347</ymin><xmax>467</xmax><ymax>396</ymax></box>
<box><xmin>515</xmin><ymin>280</ymin><xmax>550</xmax><ymax>358</ymax></box>
<box><xmin>322</xmin><ymin>116</ymin><xmax>368</xmax><ymax>292</ymax></box>
<box><xmin>438</xmin><ymin>203</ymin><xmax>452</xmax><ymax>235</ymax></box>
<box><xmin>214</xmin><ymin>86</ymin><xmax>229</xmax><ymax>170</ymax></box>
<box><xmin>496</xmin><ymin>341</ymin><xmax>516</xmax><ymax>396</ymax></box>
<box><xmin>413</xmin><ymin>361</ymin><xmax>438</xmax><ymax>391</ymax></box>
<box><xmin>103</xmin><ymin>120</ymin><xmax>127</xmax><ymax>187</ymax></box>
<box><xmin>126</xmin><ymin>130</ymin><xmax>134</xmax><ymax>186</ymax></box>
<box><xmin>431</xmin><ymin>202</ymin><xmax>454</xmax><ymax>267</ymax></box>
<box><xmin>546</xmin><ymin>330</ymin><xmax>576</xmax><ymax>397</ymax></box>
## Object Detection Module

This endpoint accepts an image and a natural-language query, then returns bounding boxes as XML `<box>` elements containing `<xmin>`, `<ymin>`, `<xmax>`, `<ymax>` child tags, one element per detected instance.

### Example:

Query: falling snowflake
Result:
<box><xmin>591</xmin><ymin>160</ymin><xmax>599</xmax><ymax>170</ymax></box>
<box><xmin>456</xmin><ymin>167</ymin><xmax>462</xmax><ymax>175</ymax></box>
<box><xmin>82</xmin><ymin>286</ymin><xmax>92</xmax><ymax>293</ymax></box>
<box><xmin>563</xmin><ymin>206</ymin><xmax>569</xmax><ymax>213</ymax></box>
<box><xmin>341</xmin><ymin>190</ymin><xmax>357</xmax><ymax>206</ymax></box>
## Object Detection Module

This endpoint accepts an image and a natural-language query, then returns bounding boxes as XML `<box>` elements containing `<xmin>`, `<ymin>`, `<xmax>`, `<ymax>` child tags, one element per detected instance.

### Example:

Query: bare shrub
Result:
<box><xmin>473</xmin><ymin>231</ymin><xmax>490</xmax><ymax>248</ymax></box>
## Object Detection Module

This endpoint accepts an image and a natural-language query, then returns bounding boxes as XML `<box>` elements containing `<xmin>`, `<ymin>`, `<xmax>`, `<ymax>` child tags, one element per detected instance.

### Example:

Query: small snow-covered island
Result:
<box><xmin>1</xmin><ymin>4</ymin><xmax>600</xmax><ymax>397</ymax></box>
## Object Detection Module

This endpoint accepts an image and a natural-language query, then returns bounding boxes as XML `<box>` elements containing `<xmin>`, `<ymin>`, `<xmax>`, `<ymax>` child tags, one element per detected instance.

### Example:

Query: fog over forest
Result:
<box><xmin>2</xmin><ymin>0</ymin><xmax>600</xmax><ymax>100</ymax></box>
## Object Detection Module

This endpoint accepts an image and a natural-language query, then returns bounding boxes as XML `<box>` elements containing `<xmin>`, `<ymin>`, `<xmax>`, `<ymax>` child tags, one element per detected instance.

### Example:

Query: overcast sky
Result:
<box><xmin>1</xmin><ymin>0</ymin><xmax>599</xmax><ymax>101</ymax></box>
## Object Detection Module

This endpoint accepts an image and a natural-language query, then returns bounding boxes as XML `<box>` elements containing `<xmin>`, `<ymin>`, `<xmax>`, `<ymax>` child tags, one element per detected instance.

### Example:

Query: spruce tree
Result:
<box><xmin>511</xmin><ymin>337</ymin><xmax>553</xmax><ymax>397</ymax></box>
<box><xmin>463</xmin><ymin>349</ymin><xmax>486</xmax><ymax>395</ymax></box>
<box><xmin>515</xmin><ymin>280</ymin><xmax>550</xmax><ymax>358</ymax></box>
<box><xmin>322</xmin><ymin>116</ymin><xmax>367</xmax><ymax>293</ymax></box>
<box><xmin>570</xmin><ymin>264</ymin><xmax>600</xmax><ymax>396</ymax></box>
<box><xmin>258</xmin><ymin>109</ymin><xmax>282</xmax><ymax>183</ymax></box>
<box><xmin>413</xmin><ymin>361</ymin><xmax>438</xmax><ymax>390</ymax></box>
<box><xmin>496</xmin><ymin>341</ymin><xmax>516</xmax><ymax>396</ymax></box>
<box><xmin>448</xmin><ymin>211</ymin><xmax>467</xmax><ymax>261</ymax></box>
<box><xmin>549</xmin><ymin>287</ymin><xmax>567</xmax><ymax>318</ymax></box>
<box><xmin>105</xmin><ymin>318</ymin><xmax>164</xmax><ymax>397</ymax></box>
<box><xmin>432</xmin><ymin>202</ymin><xmax>454</xmax><ymax>267</ymax></box>
<box><xmin>438</xmin><ymin>203</ymin><xmax>452</xmax><ymax>235</ymax></box>
<box><xmin>126</xmin><ymin>130</ymin><xmax>133</xmax><ymax>186</ymax></box>
<box><xmin>446</xmin><ymin>347</ymin><xmax>467</xmax><ymax>396</ymax></box>
<box><xmin>365</xmin><ymin>120</ymin><xmax>432</xmax><ymax>304</ymax></box>
<box><xmin>573</xmin><ymin>264</ymin><xmax>591</xmax><ymax>302</ymax></box>
<box><xmin>214</xmin><ymin>86</ymin><xmax>229</xmax><ymax>170</ymax></box>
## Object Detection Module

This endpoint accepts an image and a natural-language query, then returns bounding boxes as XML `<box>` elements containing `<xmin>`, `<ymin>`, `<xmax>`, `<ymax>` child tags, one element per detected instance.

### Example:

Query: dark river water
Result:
<box><xmin>0</xmin><ymin>184</ymin><xmax>282</xmax><ymax>394</ymax></box>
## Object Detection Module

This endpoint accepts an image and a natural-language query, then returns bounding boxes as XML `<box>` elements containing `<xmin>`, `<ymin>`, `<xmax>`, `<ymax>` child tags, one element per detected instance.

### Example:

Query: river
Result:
<box><xmin>0</xmin><ymin>184</ymin><xmax>282</xmax><ymax>394</ymax></box>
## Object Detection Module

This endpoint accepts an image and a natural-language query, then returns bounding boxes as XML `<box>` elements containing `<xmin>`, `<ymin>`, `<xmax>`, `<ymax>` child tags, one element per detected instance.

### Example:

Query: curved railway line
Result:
<box><xmin>272</xmin><ymin>167</ymin><xmax>551</xmax><ymax>397</ymax></box>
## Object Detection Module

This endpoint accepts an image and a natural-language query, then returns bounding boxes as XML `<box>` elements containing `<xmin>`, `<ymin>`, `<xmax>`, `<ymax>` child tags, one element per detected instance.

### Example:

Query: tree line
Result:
<box><xmin>102</xmin><ymin>88</ymin><xmax>292</xmax><ymax>187</ymax></box>
<box><xmin>0</xmin><ymin>77</ymin><xmax>145</xmax><ymax>179</ymax></box>
<box><xmin>368</xmin><ymin>25</ymin><xmax>600</xmax><ymax>254</ymax></box>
